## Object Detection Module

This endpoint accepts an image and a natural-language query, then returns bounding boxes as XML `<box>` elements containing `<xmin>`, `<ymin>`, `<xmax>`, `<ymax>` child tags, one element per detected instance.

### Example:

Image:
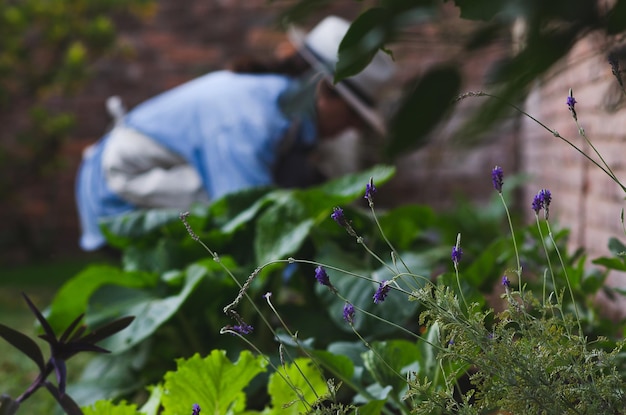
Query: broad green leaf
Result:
<box><xmin>592</xmin><ymin>257</ymin><xmax>626</xmax><ymax>272</ymax></box>
<box><xmin>47</xmin><ymin>265</ymin><xmax>158</xmax><ymax>332</ymax></box>
<box><xmin>387</xmin><ymin>66</ymin><xmax>461</xmax><ymax>158</ymax></box>
<box><xmin>266</xmin><ymin>357</ymin><xmax>327</xmax><ymax>415</ymax></box>
<box><xmin>67</xmin><ymin>343</ymin><xmax>151</xmax><ymax>408</ymax></box>
<box><xmin>318</xmin><ymin>165</ymin><xmax>395</xmax><ymax>199</ymax></box>
<box><xmin>0</xmin><ymin>323</ymin><xmax>45</xmax><ymax>371</ymax></box>
<box><xmin>310</xmin><ymin>350</ymin><xmax>355</xmax><ymax>380</ymax></box>
<box><xmin>87</xmin><ymin>263</ymin><xmax>206</xmax><ymax>353</ymax></box>
<box><xmin>362</xmin><ymin>340</ymin><xmax>421</xmax><ymax>393</ymax></box>
<box><xmin>209</xmin><ymin>186</ymin><xmax>274</xmax><ymax>229</ymax></box>
<box><xmin>335</xmin><ymin>8</ymin><xmax>391</xmax><ymax>81</ymax></box>
<box><xmin>160</xmin><ymin>350</ymin><xmax>267</xmax><ymax>415</ymax></box>
<box><xmin>377</xmin><ymin>205</ymin><xmax>436</xmax><ymax>249</ymax></box>
<box><xmin>100</xmin><ymin>209</ymin><xmax>182</xmax><ymax>247</ymax></box>
<box><xmin>220</xmin><ymin>192</ymin><xmax>279</xmax><ymax>233</ymax></box>
<box><xmin>83</xmin><ymin>400</ymin><xmax>139</xmax><ymax>415</ymax></box>
<box><xmin>254</xmin><ymin>196</ymin><xmax>315</xmax><ymax>264</ymax></box>
<box><xmin>463</xmin><ymin>236</ymin><xmax>513</xmax><ymax>289</ymax></box>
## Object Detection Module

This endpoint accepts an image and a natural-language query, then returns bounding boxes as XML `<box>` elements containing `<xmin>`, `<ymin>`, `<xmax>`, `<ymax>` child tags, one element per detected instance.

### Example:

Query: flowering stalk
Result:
<box><xmin>451</xmin><ymin>233</ymin><xmax>468</xmax><ymax>310</ymax></box>
<box><xmin>492</xmin><ymin>166</ymin><xmax>522</xmax><ymax>288</ymax></box>
<box><xmin>567</xmin><ymin>89</ymin><xmax>621</xmax><ymax>191</ymax></box>
<box><xmin>456</xmin><ymin>91</ymin><xmax>626</xmax><ymax>193</ymax></box>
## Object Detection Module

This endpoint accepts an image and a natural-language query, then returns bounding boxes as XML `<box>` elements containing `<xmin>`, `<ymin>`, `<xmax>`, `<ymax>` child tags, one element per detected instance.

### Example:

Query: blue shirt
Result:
<box><xmin>76</xmin><ymin>70</ymin><xmax>317</xmax><ymax>250</ymax></box>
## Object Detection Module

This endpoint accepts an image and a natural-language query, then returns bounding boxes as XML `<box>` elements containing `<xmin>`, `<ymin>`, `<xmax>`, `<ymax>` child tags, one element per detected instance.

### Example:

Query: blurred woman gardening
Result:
<box><xmin>75</xmin><ymin>16</ymin><xmax>395</xmax><ymax>251</ymax></box>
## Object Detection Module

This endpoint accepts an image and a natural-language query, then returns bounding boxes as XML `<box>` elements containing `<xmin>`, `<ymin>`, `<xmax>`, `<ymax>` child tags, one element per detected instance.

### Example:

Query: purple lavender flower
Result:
<box><xmin>451</xmin><ymin>246</ymin><xmax>463</xmax><ymax>265</ymax></box>
<box><xmin>364</xmin><ymin>177</ymin><xmax>377</xmax><ymax>202</ymax></box>
<box><xmin>566</xmin><ymin>96</ymin><xmax>577</xmax><ymax>111</ymax></box>
<box><xmin>232</xmin><ymin>323</ymin><xmax>253</xmax><ymax>335</ymax></box>
<box><xmin>343</xmin><ymin>303</ymin><xmax>355</xmax><ymax>324</ymax></box>
<box><xmin>192</xmin><ymin>403</ymin><xmax>201</xmax><ymax>415</ymax></box>
<box><xmin>567</xmin><ymin>90</ymin><xmax>577</xmax><ymax>120</ymax></box>
<box><xmin>373</xmin><ymin>280</ymin><xmax>391</xmax><ymax>304</ymax></box>
<box><xmin>540</xmin><ymin>189</ymin><xmax>552</xmax><ymax>208</ymax></box>
<box><xmin>531</xmin><ymin>189</ymin><xmax>552</xmax><ymax>218</ymax></box>
<box><xmin>331</xmin><ymin>207</ymin><xmax>347</xmax><ymax>227</ymax></box>
<box><xmin>314</xmin><ymin>266</ymin><xmax>332</xmax><ymax>287</ymax></box>
<box><xmin>502</xmin><ymin>275</ymin><xmax>511</xmax><ymax>289</ymax></box>
<box><xmin>531</xmin><ymin>193</ymin><xmax>543</xmax><ymax>214</ymax></box>
<box><xmin>491</xmin><ymin>165</ymin><xmax>504</xmax><ymax>193</ymax></box>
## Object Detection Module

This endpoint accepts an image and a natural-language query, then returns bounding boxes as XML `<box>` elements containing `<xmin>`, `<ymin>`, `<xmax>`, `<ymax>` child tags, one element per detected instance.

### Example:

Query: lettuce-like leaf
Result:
<box><xmin>160</xmin><ymin>350</ymin><xmax>267</xmax><ymax>415</ymax></box>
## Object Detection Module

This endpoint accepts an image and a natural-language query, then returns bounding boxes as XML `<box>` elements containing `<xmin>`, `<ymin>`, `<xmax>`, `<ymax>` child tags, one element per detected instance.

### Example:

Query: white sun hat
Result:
<box><xmin>288</xmin><ymin>15</ymin><xmax>396</xmax><ymax>136</ymax></box>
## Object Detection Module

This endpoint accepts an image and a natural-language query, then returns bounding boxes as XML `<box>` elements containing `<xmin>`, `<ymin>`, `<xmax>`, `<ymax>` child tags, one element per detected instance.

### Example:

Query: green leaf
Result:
<box><xmin>220</xmin><ymin>192</ymin><xmax>278</xmax><ymax>233</ymax></box>
<box><xmin>82</xmin><ymin>400</ymin><xmax>139</xmax><ymax>415</ymax></box>
<box><xmin>362</xmin><ymin>340</ymin><xmax>421</xmax><ymax>393</ymax></box>
<box><xmin>266</xmin><ymin>357</ymin><xmax>327</xmax><ymax>415</ymax></box>
<box><xmin>100</xmin><ymin>209</ymin><xmax>182</xmax><ymax>248</ymax></box>
<box><xmin>387</xmin><ymin>66</ymin><xmax>461</xmax><ymax>158</ymax></box>
<box><xmin>87</xmin><ymin>263</ymin><xmax>206</xmax><ymax>353</ymax></box>
<box><xmin>318</xmin><ymin>165</ymin><xmax>395</xmax><ymax>199</ymax></box>
<box><xmin>0</xmin><ymin>323</ymin><xmax>45</xmax><ymax>371</ymax></box>
<box><xmin>160</xmin><ymin>350</ymin><xmax>267</xmax><ymax>415</ymax></box>
<box><xmin>47</xmin><ymin>265</ymin><xmax>157</xmax><ymax>332</ymax></box>
<box><xmin>335</xmin><ymin>8</ymin><xmax>391</xmax><ymax>81</ymax></box>
<box><xmin>310</xmin><ymin>350</ymin><xmax>355</xmax><ymax>380</ymax></box>
<box><xmin>592</xmin><ymin>257</ymin><xmax>626</xmax><ymax>272</ymax></box>
<box><xmin>607</xmin><ymin>237</ymin><xmax>626</xmax><ymax>258</ymax></box>
<box><xmin>377</xmin><ymin>205</ymin><xmax>436</xmax><ymax>249</ymax></box>
<box><xmin>254</xmin><ymin>196</ymin><xmax>315</xmax><ymax>264</ymax></box>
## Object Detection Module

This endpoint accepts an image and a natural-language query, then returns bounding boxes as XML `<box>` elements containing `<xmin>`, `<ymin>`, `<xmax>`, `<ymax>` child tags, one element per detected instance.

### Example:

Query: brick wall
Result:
<box><xmin>520</xmin><ymin>31</ymin><xmax>626</xmax><ymax>313</ymax></box>
<box><xmin>521</xmin><ymin>32</ymin><xmax>626</xmax><ymax>257</ymax></box>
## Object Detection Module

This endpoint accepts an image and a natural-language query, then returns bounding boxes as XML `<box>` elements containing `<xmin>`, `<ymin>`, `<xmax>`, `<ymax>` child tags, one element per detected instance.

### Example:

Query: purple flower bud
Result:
<box><xmin>373</xmin><ymin>280</ymin><xmax>391</xmax><ymax>304</ymax></box>
<box><xmin>502</xmin><ymin>275</ymin><xmax>511</xmax><ymax>289</ymax></box>
<box><xmin>314</xmin><ymin>266</ymin><xmax>332</xmax><ymax>287</ymax></box>
<box><xmin>331</xmin><ymin>207</ymin><xmax>347</xmax><ymax>227</ymax></box>
<box><xmin>567</xmin><ymin>90</ymin><xmax>577</xmax><ymax>120</ymax></box>
<box><xmin>343</xmin><ymin>303</ymin><xmax>355</xmax><ymax>324</ymax></box>
<box><xmin>491</xmin><ymin>165</ymin><xmax>504</xmax><ymax>193</ymax></box>
<box><xmin>364</xmin><ymin>177</ymin><xmax>377</xmax><ymax>202</ymax></box>
<box><xmin>531</xmin><ymin>189</ymin><xmax>552</xmax><ymax>218</ymax></box>
<box><xmin>566</xmin><ymin>96</ymin><xmax>577</xmax><ymax>111</ymax></box>
<box><xmin>192</xmin><ymin>403</ymin><xmax>201</xmax><ymax>415</ymax></box>
<box><xmin>451</xmin><ymin>246</ymin><xmax>463</xmax><ymax>265</ymax></box>
<box><xmin>232</xmin><ymin>323</ymin><xmax>253</xmax><ymax>335</ymax></box>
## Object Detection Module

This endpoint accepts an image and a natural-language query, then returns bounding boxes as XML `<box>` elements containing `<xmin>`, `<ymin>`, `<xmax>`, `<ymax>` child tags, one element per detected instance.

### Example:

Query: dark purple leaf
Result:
<box><xmin>59</xmin><ymin>314</ymin><xmax>85</xmax><ymax>344</ymax></box>
<box><xmin>22</xmin><ymin>293</ymin><xmax>56</xmax><ymax>342</ymax></box>
<box><xmin>78</xmin><ymin>316</ymin><xmax>134</xmax><ymax>345</ymax></box>
<box><xmin>0</xmin><ymin>323</ymin><xmax>45</xmax><ymax>371</ymax></box>
<box><xmin>43</xmin><ymin>382</ymin><xmax>83</xmax><ymax>415</ymax></box>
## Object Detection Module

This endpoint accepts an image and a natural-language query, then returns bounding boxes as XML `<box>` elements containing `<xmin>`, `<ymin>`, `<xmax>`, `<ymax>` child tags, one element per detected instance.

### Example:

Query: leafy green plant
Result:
<box><xmin>0</xmin><ymin>294</ymin><xmax>133</xmax><ymax>415</ymax></box>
